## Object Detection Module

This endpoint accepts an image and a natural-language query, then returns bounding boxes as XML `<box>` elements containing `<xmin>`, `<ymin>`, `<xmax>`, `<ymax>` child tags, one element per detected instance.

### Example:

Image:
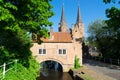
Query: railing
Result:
<box><xmin>0</xmin><ymin>60</ymin><xmax>18</xmax><ymax>80</ymax></box>
<box><xmin>85</xmin><ymin>56</ymin><xmax>120</xmax><ymax>66</ymax></box>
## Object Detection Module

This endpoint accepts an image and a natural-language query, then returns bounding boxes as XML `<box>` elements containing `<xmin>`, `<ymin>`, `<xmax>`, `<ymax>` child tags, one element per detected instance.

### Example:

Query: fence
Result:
<box><xmin>86</xmin><ymin>56</ymin><xmax>120</xmax><ymax>66</ymax></box>
<box><xmin>0</xmin><ymin>60</ymin><xmax>18</xmax><ymax>80</ymax></box>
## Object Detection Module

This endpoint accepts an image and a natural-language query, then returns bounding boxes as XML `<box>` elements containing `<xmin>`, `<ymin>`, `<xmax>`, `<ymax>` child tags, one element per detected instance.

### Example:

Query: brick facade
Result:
<box><xmin>31</xmin><ymin>5</ymin><xmax>84</xmax><ymax>72</ymax></box>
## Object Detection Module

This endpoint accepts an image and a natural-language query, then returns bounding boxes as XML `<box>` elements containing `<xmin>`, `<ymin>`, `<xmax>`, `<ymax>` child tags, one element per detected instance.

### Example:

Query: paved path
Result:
<box><xmin>83</xmin><ymin>59</ymin><xmax>120</xmax><ymax>80</ymax></box>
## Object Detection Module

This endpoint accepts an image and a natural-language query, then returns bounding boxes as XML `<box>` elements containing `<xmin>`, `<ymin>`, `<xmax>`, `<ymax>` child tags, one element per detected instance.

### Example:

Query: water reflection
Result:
<box><xmin>36</xmin><ymin>60</ymin><xmax>73</xmax><ymax>80</ymax></box>
<box><xmin>37</xmin><ymin>69</ymin><xmax>73</xmax><ymax>80</ymax></box>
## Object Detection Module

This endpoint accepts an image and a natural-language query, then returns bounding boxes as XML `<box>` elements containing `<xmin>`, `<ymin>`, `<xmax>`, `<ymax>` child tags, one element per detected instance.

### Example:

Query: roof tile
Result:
<box><xmin>41</xmin><ymin>32</ymin><xmax>72</xmax><ymax>43</ymax></box>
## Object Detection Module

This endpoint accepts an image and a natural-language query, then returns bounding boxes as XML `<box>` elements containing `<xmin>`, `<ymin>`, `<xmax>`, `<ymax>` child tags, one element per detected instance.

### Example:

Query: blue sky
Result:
<box><xmin>49</xmin><ymin>0</ymin><xmax>118</xmax><ymax>38</ymax></box>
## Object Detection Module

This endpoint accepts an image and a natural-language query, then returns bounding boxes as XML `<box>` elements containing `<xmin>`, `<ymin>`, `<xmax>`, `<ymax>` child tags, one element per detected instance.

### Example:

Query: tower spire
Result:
<box><xmin>59</xmin><ymin>4</ymin><xmax>69</xmax><ymax>32</ymax></box>
<box><xmin>60</xmin><ymin>4</ymin><xmax>67</xmax><ymax>25</ymax></box>
<box><xmin>76</xmin><ymin>6</ymin><xmax>82</xmax><ymax>24</ymax></box>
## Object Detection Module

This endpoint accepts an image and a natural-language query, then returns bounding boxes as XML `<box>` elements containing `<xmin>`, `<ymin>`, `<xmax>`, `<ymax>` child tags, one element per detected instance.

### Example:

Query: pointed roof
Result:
<box><xmin>60</xmin><ymin>4</ymin><xmax>67</xmax><ymax>25</ymax></box>
<box><xmin>76</xmin><ymin>6</ymin><xmax>82</xmax><ymax>24</ymax></box>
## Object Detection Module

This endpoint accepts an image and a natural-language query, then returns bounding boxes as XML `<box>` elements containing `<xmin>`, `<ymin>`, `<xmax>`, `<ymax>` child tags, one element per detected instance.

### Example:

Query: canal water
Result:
<box><xmin>36</xmin><ymin>60</ymin><xmax>73</xmax><ymax>80</ymax></box>
<box><xmin>37</xmin><ymin>69</ymin><xmax>73</xmax><ymax>80</ymax></box>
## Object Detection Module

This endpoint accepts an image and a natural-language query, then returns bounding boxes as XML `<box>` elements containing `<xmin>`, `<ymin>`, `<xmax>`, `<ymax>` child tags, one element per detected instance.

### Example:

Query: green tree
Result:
<box><xmin>0</xmin><ymin>0</ymin><xmax>54</xmax><ymax>79</ymax></box>
<box><xmin>88</xmin><ymin>0</ymin><xmax>120</xmax><ymax>58</ymax></box>
<box><xmin>103</xmin><ymin>0</ymin><xmax>120</xmax><ymax>58</ymax></box>
<box><xmin>0</xmin><ymin>0</ymin><xmax>54</xmax><ymax>65</ymax></box>
<box><xmin>103</xmin><ymin>0</ymin><xmax>120</xmax><ymax>3</ymax></box>
<box><xmin>87</xmin><ymin>19</ymin><xmax>116</xmax><ymax>58</ymax></box>
<box><xmin>87</xmin><ymin>19</ymin><xmax>107</xmax><ymax>47</ymax></box>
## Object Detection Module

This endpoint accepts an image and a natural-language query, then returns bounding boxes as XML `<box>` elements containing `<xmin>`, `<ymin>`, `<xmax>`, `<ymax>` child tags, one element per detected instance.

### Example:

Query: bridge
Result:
<box><xmin>31</xmin><ymin>43</ymin><xmax>82</xmax><ymax>72</ymax></box>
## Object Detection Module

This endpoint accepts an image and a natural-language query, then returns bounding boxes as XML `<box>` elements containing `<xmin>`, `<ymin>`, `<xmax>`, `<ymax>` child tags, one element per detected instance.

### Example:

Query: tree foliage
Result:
<box><xmin>0</xmin><ymin>0</ymin><xmax>54</xmax><ymax>79</ymax></box>
<box><xmin>103</xmin><ymin>0</ymin><xmax>120</xmax><ymax>4</ymax></box>
<box><xmin>87</xmin><ymin>1</ymin><xmax>120</xmax><ymax>58</ymax></box>
<box><xmin>88</xmin><ymin>20</ymin><xmax>113</xmax><ymax>57</ymax></box>
<box><xmin>3</xmin><ymin>58</ymin><xmax>39</xmax><ymax>80</ymax></box>
<box><xmin>0</xmin><ymin>0</ymin><xmax>54</xmax><ymax>65</ymax></box>
<box><xmin>103</xmin><ymin>0</ymin><xmax>120</xmax><ymax>58</ymax></box>
<box><xmin>87</xmin><ymin>19</ymin><xmax>107</xmax><ymax>47</ymax></box>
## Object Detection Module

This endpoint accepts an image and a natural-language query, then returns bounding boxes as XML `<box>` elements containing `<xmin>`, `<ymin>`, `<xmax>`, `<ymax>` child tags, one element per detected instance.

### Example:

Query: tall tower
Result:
<box><xmin>71</xmin><ymin>5</ymin><xmax>84</xmax><ymax>66</ymax></box>
<box><xmin>76</xmin><ymin>6</ymin><xmax>83</xmax><ymax>25</ymax></box>
<box><xmin>59</xmin><ymin>5</ymin><xmax>69</xmax><ymax>32</ymax></box>
<box><xmin>72</xmin><ymin>6</ymin><xmax>84</xmax><ymax>43</ymax></box>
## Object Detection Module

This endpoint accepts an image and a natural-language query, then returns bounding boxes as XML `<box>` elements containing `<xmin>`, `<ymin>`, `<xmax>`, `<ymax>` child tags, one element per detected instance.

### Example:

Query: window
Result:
<box><xmin>39</xmin><ymin>49</ymin><xmax>46</xmax><ymax>54</ymax></box>
<box><xmin>43</xmin><ymin>49</ymin><xmax>46</xmax><ymax>54</ymax></box>
<box><xmin>59</xmin><ymin>49</ymin><xmax>62</xmax><ymax>54</ymax></box>
<box><xmin>63</xmin><ymin>49</ymin><xmax>66</xmax><ymax>54</ymax></box>
<box><xmin>39</xmin><ymin>49</ymin><xmax>42</xmax><ymax>54</ymax></box>
<box><xmin>58</xmin><ymin>49</ymin><xmax>66</xmax><ymax>55</ymax></box>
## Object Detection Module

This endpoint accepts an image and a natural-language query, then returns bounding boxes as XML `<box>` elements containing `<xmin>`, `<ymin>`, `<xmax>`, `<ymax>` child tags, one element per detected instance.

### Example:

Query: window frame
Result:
<box><xmin>63</xmin><ymin>49</ymin><xmax>66</xmax><ymax>54</ymax></box>
<box><xmin>59</xmin><ymin>49</ymin><xmax>62</xmax><ymax>54</ymax></box>
<box><xmin>39</xmin><ymin>48</ymin><xmax>46</xmax><ymax>55</ymax></box>
<box><xmin>58</xmin><ymin>49</ymin><xmax>67</xmax><ymax>55</ymax></box>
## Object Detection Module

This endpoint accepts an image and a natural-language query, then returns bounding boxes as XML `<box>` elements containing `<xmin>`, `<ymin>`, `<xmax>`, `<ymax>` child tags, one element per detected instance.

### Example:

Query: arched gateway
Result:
<box><xmin>31</xmin><ymin>5</ymin><xmax>84</xmax><ymax>72</ymax></box>
<box><xmin>40</xmin><ymin>60</ymin><xmax>63</xmax><ymax>72</ymax></box>
<box><xmin>39</xmin><ymin>58</ymin><xmax>63</xmax><ymax>66</ymax></box>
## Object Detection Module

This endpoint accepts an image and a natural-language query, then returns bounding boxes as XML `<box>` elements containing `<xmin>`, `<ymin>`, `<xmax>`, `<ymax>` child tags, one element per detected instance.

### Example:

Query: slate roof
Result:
<box><xmin>60</xmin><ymin>4</ymin><xmax>67</xmax><ymax>25</ymax></box>
<box><xmin>76</xmin><ymin>6</ymin><xmax>83</xmax><ymax>24</ymax></box>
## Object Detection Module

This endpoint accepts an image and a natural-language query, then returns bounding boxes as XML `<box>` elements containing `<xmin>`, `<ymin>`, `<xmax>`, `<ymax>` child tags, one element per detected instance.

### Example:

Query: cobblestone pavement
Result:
<box><xmin>83</xmin><ymin>59</ymin><xmax>120</xmax><ymax>80</ymax></box>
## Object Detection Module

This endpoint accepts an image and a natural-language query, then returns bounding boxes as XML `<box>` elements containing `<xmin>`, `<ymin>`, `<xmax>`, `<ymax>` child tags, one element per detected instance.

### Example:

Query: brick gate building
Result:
<box><xmin>31</xmin><ymin>5</ymin><xmax>84</xmax><ymax>72</ymax></box>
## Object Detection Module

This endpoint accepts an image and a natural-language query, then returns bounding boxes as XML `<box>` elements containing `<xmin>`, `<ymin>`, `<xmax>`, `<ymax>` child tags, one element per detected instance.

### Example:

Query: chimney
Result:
<box><xmin>50</xmin><ymin>27</ymin><xmax>54</xmax><ymax>40</ymax></box>
<box><xmin>50</xmin><ymin>27</ymin><xmax>53</xmax><ymax>32</ymax></box>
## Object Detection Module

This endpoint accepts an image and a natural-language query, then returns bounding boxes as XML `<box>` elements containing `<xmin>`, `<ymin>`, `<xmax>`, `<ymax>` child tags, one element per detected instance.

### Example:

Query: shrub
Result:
<box><xmin>74</xmin><ymin>55</ymin><xmax>80</xmax><ymax>69</ymax></box>
<box><xmin>3</xmin><ymin>58</ymin><xmax>39</xmax><ymax>80</ymax></box>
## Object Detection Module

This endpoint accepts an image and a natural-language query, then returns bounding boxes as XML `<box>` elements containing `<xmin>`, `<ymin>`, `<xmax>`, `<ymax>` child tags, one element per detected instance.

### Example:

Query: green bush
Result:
<box><xmin>3</xmin><ymin>58</ymin><xmax>39</xmax><ymax>80</ymax></box>
<box><xmin>74</xmin><ymin>55</ymin><xmax>81</xmax><ymax>69</ymax></box>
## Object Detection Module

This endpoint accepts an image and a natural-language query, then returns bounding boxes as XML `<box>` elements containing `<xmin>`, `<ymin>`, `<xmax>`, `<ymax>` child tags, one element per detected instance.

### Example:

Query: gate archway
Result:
<box><xmin>40</xmin><ymin>60</ymin><xmax>63</xmax><ymax>72</ymax></box>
